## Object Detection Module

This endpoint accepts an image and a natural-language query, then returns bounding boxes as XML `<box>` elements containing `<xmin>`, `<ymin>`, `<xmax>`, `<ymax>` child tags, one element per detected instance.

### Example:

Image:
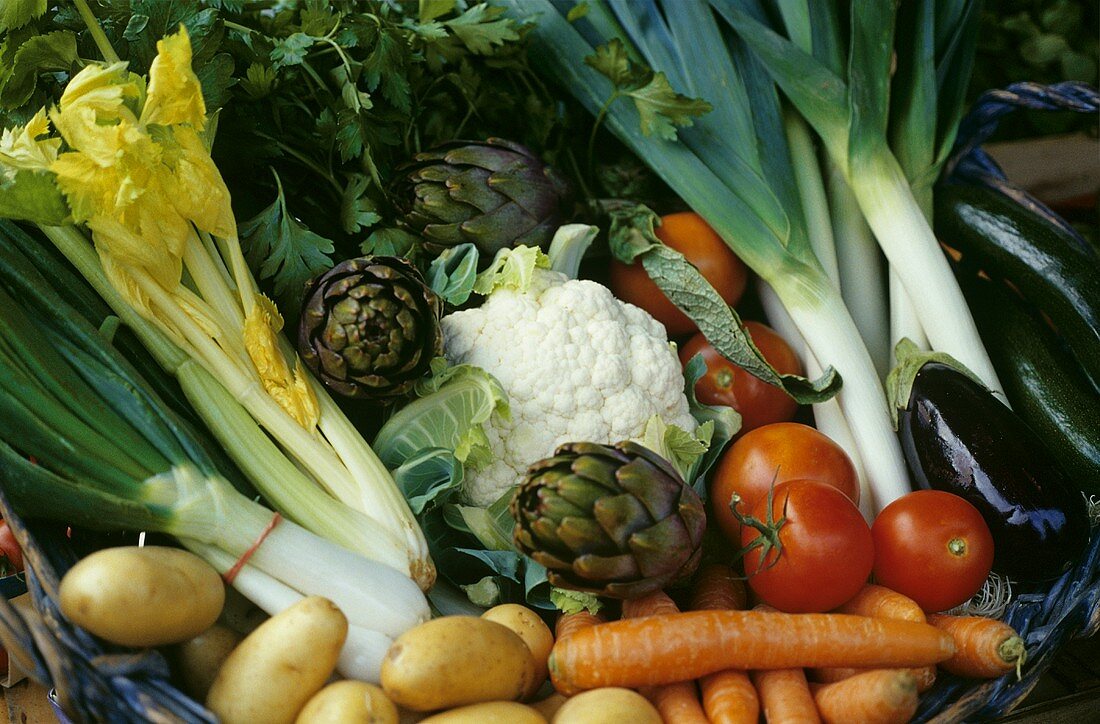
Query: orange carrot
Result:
<box><xmin>750</xmin><ymin>668</ymin><xmax>820</xmax><ymax>724</ymax></box>
<box><xmin>639</xmin><ymin>682</ymin><xmax>709</xmax><ymax>724</ymax></box>
<box><xmin>689</xmin><ymin>564</ymin><xmax>758</xmax><ymax>724</ymax></box>
<box><xmin>927</xmin><ymin>614</ymin><xmax>1026</xmax><ymax>678</ymax></box>
<box><xmin>811</xmin><ymin>669</ymin><xmax>918</xmax><ymax>724</ymax></box>
<box><xmin>810</xmin><ymin>665</ymin><xmax>936</xmax><ymax>693</ymax></box>
<box><xmin>834</xmin><ymin>584</ymin><xmax>926</xmax><ymax>623</ymax></box>
<box><xmin>554</xmin><ymin>610</ymin><xmax>604</xmax><ymax>641</ymax></box>
<box><xmin>690</xmin><ymin>563</ymin><xmax>748</xmax><ymax>611</ymax></box>
<box><xmin>548</xmin><ymin>610</ymin><xmax>955</xmax><ymax>694</ymax></box>
<box><xmin>624</xmin><ymin>592</ymin><xmax>708</xmax><ymax>723</ymax></box>
<box><xmin>622</xmin><ymin>590</ymin><xmax>680</xmax><ymax>618</ymax></box>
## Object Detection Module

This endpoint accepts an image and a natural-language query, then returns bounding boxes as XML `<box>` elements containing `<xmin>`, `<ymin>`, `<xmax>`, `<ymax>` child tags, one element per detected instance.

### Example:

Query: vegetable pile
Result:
<box><xmin>0</xmin><ymin>1</ymin><xmax>1097</xmax><ymax>723</ymax></box>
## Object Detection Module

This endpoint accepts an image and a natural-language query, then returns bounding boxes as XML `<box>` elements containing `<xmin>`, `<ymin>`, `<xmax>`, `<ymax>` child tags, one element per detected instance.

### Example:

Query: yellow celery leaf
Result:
<box><xmin>55</xmin><ymin>61</ymin><xmax>141</xmax><ymax>124</ymax></box>
<box><xmin>49</xmin><ymin>120</ymin><xmax>158</xmax><ymax>216</ymax></box>
<box><xmin>243</xmin><ymin>295</ymin><xmax>320</xmax><ymax>430</ymax></box>
<box><xmin>172</xmin><ymin>284</ymin><xmax>228</xmax><ymax>341</ymax></box>
<box><xmin>141</xmin><ymin>25</ymin><xmax>206</xmax><ymax>130</ymax></box>
<box><xmin>0</xmin><ymin>108</ymin><xmax>60</xmax><ymax>176</ymax></box>
<box><xmin>87</xmin><ymin>214</ymin><xmax>185</xmax><ymax>289</ymax></box>
<box><xmin>163</xmin><ymin>126</ymin><xmax>236</xmax><ymax>239</ymax></box>
<box><xmin>99</xmin><ymin>251</ymin><xmax>188</xmax><ymax>348</ymax></box>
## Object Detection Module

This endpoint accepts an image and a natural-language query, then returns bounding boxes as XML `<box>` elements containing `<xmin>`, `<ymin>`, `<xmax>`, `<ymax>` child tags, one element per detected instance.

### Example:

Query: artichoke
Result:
<box><xmin>511</xmin><ymin>441</ymin><xmax>706</xmax><ymax>599</ymax></box>
<box><xmin>298</xmin><ymin>256</ymin><xmax>442</xmax><ymax>402</ymax></box>
<box><xmin>394</xmin><ymin>138</ymin><xmax>571</xmax><ymax>258</ymax></box>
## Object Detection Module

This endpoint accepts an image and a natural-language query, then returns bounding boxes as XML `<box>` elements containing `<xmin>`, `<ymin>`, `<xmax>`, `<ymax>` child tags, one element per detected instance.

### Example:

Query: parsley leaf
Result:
<box><xmin>340</xmin><ymin>173</ymin><xmax>381</xmax><ymax>234</ymax></box>
<box><xmin>239</xmin><ymin>171</ymin><xmax>335</xmax><ymax>320</ymax></box>
<box><xmin>445</xmin><ymin>4</ymin><xmax>519</xmax><ymax>55</ymax></box>
<box><xmin>0</xmin><ymin>30</ymin><xmax>78</xmax><ymax>109</ymax></box>
<box><xmin>420</xmin><ymin>0</ymin><xmax>455</xmax><ymax>24</ymax></box>
<box><xmin>0</xmin><ymin>0</ymin><xmax>45</xmax><ymax>33</ymax></box>
<box><xmin>271</xmin><ymin>32</ymin><xmax>315</xmax><ymax>69</ymax></box>
<box><xmin>586</xmin><ymin>40</ymin><xmax>711</xmax><ymax>140</ymax></box>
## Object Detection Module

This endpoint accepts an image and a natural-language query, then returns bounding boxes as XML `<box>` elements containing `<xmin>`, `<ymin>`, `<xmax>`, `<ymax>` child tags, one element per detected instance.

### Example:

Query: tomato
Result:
<box><xmin>871</xmin><ymin>490</ymin><xmax>994</xmax><ymax>612</ymax></box>
<box><xmin>609</xmin><ymin>212</ymin><xmax>748</xmax><ymax>337</ymax></box>
<box><xmin>0</xmin><ymin>520</ymin><xmax>22</xmax><ymax>576</ymax></box>
<box><xmin>740</xmin><ymin>480</ymin><xmax>873</xmax><ymax>612</ymax></box>
<box><xmin>709</xmin><ymin>422</ymin><xmax>859</xmax><ymax>546</ymax></box>
<box><xmin>678</xmin><ymin>321</ymin><xmax>802</xmax><ymax>434</ymax></box>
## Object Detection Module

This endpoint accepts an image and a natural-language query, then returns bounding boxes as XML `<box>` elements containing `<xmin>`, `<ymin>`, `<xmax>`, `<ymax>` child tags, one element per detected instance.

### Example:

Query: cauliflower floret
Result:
<box><xmin>442</xmin><ymin>269</ymin><xmax>697</xmax><ymax>506</ymax></box>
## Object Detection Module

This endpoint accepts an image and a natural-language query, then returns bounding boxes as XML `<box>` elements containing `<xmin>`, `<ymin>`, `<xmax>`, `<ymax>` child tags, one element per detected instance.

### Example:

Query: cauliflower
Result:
<box><xmin>442</xmin><ymin>265</ymin><xmax>697</xmax><ymax>506</ymax></box>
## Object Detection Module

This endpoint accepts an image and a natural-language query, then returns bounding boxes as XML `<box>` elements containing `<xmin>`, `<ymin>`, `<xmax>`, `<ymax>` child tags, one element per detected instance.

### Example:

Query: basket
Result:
<box><xmin>0</xmin><ymin>83</ymin><xmax>1097</xmax><ymax>723</ymax></box>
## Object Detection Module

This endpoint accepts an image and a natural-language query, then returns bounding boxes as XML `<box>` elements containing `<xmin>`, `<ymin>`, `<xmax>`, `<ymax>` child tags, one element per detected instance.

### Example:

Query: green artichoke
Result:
<box><xmin>298</xmin><ymin>256</ymin><xmax>442</xmax><ymax>402</ymax></box>
<box><xmin>511</xmin><ymin>441</ymin><xmax>706</xmax><ymax>599</ymax></box>
<box><xmin>394</xmin><ymin>138</ymin><xmax>572</xmax><ymax>258</ymax></box>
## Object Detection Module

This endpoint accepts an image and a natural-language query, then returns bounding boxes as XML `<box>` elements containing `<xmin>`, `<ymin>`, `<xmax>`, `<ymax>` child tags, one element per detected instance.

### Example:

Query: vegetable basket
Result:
<box><xmin>0</xmin><ymin>56</ymin><xmax>1096</xmax><ymax>723</ymax></box>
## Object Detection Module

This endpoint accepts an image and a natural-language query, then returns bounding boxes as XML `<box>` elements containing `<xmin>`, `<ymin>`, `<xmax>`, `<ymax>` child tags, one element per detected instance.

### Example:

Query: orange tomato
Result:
<box><xmin>609</xmin><ymin>212</ymin><xmax>748</xmax><ymax>337</ymax></box>
<box><xmin>678</xmin><ymin>321</ymin><xmax>802</xmax><ymax>434</ymax></box>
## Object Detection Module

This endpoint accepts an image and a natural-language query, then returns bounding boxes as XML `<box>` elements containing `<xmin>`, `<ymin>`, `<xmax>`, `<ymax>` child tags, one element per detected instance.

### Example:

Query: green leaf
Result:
<box><xmin>0</xmin><ymin>0</ymin><xmax>45</xmax><ymax>33</ymax></box>
<box><xmin>0</xmin><ymin>31</ymin><xmax>78</xmax><ymax>109</ymax></box>
<box><xmin>339</xmin><ymin>174</ymin><xmax>381</xmax><ymax>234</ymax></box>
<box><xmin>680</xmin><ymin>352</ymin><xmax>739</xmax><ymax>489</ymax></box>
<box><xmin>392</xmin><ymin>447</ymin><xmax>465</xmax><ymax>515</ymax></box>
<box><xmin>445</xmin><ymin>3</ymin><xmax>520</xmax><ymax>55</ymax></box>
<box><xmin>547</xmin><ymin>224</ymin><xmax>597</xmax><ymax>279</ymax></box>
<box><xmin>359</xmin><ymin>227</ymin><xmax>420</xmax><ymax>258</ymax></box>
<box><xmin>238</xmin><ymin>171</ymin><xmax>334</xmax><ymax>319</ymax></box>
<box><xmin>420</xmin><ymin>0</ymin><xmax>456</xmax><ymax>23</ymax></box>
<box><xmin>567</xmin><ymin>3</ymin><xmax>590</xmax><ymax>23</ymax></box>
<box><xmin>195</xmin><ymin>52</ymin><xmax>235</xmax><ymax>111</ymax></box>
<box><xmin>640</xmin><ymin>415</ymin><xmax>711</xmax><ymax>482</ymax></box>
<box><xmin>608</xmin><ymin>204</ymin><xmax>840</xmax><ymax>404</ymax></box>
<box><xmin>551</xmin><ymin>587</ymin><xmax>602</xmax><ymax>614</ymax></box>
<box><xmin>584</xmin><ymin>38</ymin><xmax>640</xmax><ymax>88</ymax></box>
<box><xmin>428</xmin><ymin>243</ymin><xmax>480</xmax><ymax>306</ymax></box>
<box><xmin>270</xmin><ymin>32</ymin><xmax>315</xmax><ymax>69</ymax></box>
<box><xmin>846</xmin><ymin>0</ymin><xmax>896</xmax><ymax>169</ymax></box>
<box><xmin>240</xmin><ymin>62</ymin><xmax>276</xmax><ymax>99</ymax></box>
<box><xmin>0</xmin><ymin>170</ymin><xmax>70</xmax><ymax>225</ymax></box>
<box><xmin>299</xmin><ymin>0</ymin><xmax>340</xmax><ymax>37</ymax></box>
<box><xmin>473</xmin><ymin>245</ymin><xmax>550</xmax><ymax>295</ymax></box>
<box><xmin>627</xmin><ymin>72</ymin><xmax>712</xmax><ymax>140</ymax></box>
<box><xmin>446</xmin><ymin>489</ymin><xmax>516</xmax><ymax>551</ymax></box>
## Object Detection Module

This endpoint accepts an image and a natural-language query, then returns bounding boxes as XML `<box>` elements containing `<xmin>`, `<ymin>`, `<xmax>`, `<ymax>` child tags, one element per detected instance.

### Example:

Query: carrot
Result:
<box><xmin>624</xmin><ymin>592</ymin><xmax>708</xmax><ymax>723</ymax></box>
<box><xmin>750</xmin><ymin>668</ymin><xmax>820</xmax><ymax>724</ymax></box>
<box><xmin>926</xmin><ymin>614</ymin><xmax>1026</xmax><ymax>678</ymax></box>
<box><xmin>547</xmin><ymin>610</ymin><xmax>955</xmax><ymax>694</ymax></box>
<box><xmin>819</xmin><ymin>585</ymin><xmax>934</xmax><ymax>692</ymax></box>
<box><xmin>690</xmin><ymin>563</ymin><xmax>748</xmax><ymax>611</ymax></box>
<box><xmin>689</xmin><ymin>564</ymin><xmax>759</xmax><ymax>724</ymax></box>
<box><xmin>554</xmin><ymin>610</ymin><xmax>604</xmax><ymax>641</ymax></box>
<box><xmin>811</xmin><ymin>669</ymin><xmax>918</xmax><ymax>724</ymax></box>
<box><xmin>810</xmin><ymin>665</ymin><xmax>936</xmax><ymax>693</ymax></box>
<box><xmin>834</xmin><ymin>584</ymin><xmax>925</xmax><ymax>623</ymax></box>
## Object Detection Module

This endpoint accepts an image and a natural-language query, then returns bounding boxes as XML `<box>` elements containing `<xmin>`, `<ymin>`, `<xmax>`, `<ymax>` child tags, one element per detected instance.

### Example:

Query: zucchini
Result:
<box><xmin>934</xmin><ymin>182</ymin><xmax>1100</xmax><ymax>387</ymax></box>
<box><xmin>961</xmin><ymin>273</ymin><xmax>1100</xmax><ymax>495</ymax></box>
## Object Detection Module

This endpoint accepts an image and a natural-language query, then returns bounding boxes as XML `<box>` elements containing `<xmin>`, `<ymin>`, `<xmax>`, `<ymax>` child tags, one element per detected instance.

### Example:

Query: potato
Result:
<box><xmin>58</xmin><ymin>546</ymin><xmax>224</xmax><ymax>647</ymax></box>
<box><xmin>530</xmin><ymin>692</ymin><xmax>568</xmax><ymax>721</ymax></box>
<box><xmin>481</xmin><ymin>604</ymin><xmax>554</xmax><ymax>699</ymax></box>
<box><xmin>206</xmin><ymin>596</ymin><xmax>348</xmax><ymax>724</ymax></box>
<box><xmin>174</xmin><ymin>623</ymin><xmax>242</xmax><ymax>700</ymax></box>
<box><xmin>552</xmin><ymin>688</ymin><xmax>662</xmax><ymax>724</ymax></box>
<box><xmin>419</xmin><ymin>701</ymin><xmax>547</xmax><ymax>723</ymax></box>
<box><xmin>381</xmin><ymin>616</ymin><xmax>536</xmax><ymax>711</ymax></box>
<box><xmin>296</xmin><ymin>680</ymin><xmax>398</xmax><ymax>724</ymax></box>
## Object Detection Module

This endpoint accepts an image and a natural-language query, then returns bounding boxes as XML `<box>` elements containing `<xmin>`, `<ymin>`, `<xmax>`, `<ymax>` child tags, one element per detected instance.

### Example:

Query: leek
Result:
<box><xmin>502</xmin><ymin>0</ymin><xmax>912</xmax><ymax>513</ymax></box>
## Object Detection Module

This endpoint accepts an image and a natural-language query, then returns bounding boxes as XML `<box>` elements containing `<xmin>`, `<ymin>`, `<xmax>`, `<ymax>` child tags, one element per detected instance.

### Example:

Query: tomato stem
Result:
<box><xmin>947</xmin><ymin>537</ymin><xmax>968</xmax><ymax>557</ymax></box>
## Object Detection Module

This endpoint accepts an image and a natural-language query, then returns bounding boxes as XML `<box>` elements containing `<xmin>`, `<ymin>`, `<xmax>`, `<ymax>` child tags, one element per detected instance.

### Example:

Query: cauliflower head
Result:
<box><xmin>441</xmin><ymin>268</ymin><xmax>697</xmax><ymax>506</ymax></box>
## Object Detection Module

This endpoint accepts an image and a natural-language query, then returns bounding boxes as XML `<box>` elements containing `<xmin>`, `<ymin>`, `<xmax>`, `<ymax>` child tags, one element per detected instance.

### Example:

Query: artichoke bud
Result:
<box><xmin>394</xmin><ymin>137</ymin><xmax>572</xmax><ymax>259</ymax></box>
<box><xmin>298</xmin><ymin>256</ymin><xmax>442</xmax><ymax>402</ymax></box>
<box><xmin>510</xmin><ymin>441</ymin><xmax>707</xmax><ymax>600</ymax></box>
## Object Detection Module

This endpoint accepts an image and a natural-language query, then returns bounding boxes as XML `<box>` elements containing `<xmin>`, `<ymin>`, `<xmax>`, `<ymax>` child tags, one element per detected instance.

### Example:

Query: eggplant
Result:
<box><xmin>896</xmin><ymin>360</ymin><xmax>1089</xmax><ymax>582</ymax></box>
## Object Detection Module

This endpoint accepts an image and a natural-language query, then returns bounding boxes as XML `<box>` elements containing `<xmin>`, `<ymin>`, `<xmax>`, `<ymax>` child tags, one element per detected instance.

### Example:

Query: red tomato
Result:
<box><xmin>679</xmin><ymin>321</ymin><xmax>802</xmax><ymax>434</ymax></box>
<box><xmin>709</xmin><ymin>422</ymin><xmax>859</xmax><ymax>546</ymax></box>
<box><xmin>872</xmin><ymin>490</ymin><xmax>994</xmax><ymax>612</ymax></box>
<box><xmin>740</xmin><ymin>480</ymin><xmax>873</xmax><ymax>612</ymax></box>
<box><xmin>609</xmin><ymin>212</ymin><xmax>748</xmax><ymax>337</ymax></box>
<box><xmin>0</xmin><ymin>520</ymin><xmax>22</xmax><ymax>576</ymax></box>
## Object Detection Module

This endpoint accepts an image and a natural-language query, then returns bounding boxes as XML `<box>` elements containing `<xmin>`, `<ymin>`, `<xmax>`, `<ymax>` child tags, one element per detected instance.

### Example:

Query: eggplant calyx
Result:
<box><xmin>885</xmin><ymin>338</ymin><xmax>989</xmax><ymax>429</ymax></box>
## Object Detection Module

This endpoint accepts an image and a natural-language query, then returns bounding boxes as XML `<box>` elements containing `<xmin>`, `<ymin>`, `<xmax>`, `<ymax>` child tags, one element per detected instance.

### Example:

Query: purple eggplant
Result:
<box><xmin>897</xmin><ymin>361</ymin><xmax>1089</xmax><ymax>582</ymax></box>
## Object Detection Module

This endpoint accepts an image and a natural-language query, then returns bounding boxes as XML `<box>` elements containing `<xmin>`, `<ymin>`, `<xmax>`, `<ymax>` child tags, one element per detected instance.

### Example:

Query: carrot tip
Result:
<box><xmin>1000</xmin><ymin>636</ymin><xmax>1027</xmax><ymax>678</ymax></box>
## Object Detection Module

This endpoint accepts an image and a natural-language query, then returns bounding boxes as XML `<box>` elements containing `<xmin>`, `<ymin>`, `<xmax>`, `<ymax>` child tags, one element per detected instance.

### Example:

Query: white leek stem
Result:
<box><xmin>777</xmin><ymin>275</ymin><xmax>910</xmax><ymax>514</ymax></box>
<box><xmin>888</xmin><ymin>266</ymin><xmax>929</xmax><ymax>365</ymax></box>
<box><xmin>850</xmin><ymin>154</ymin><xmax>1003</xmax><ymax>394</ymax></box>
<box><xmin>786</xmin><ymin>113</ymin><xmax>840</xmax><ymax>283</ymax></box>
<box><xmin>758</xmin><ymin>281</ymin><xmax>873</xmax><ymax>519</ymax></box>
<box><xmin>825</xmin><ymin>163</ymin><xmax>890</xmax><ymax>380</ymax></box>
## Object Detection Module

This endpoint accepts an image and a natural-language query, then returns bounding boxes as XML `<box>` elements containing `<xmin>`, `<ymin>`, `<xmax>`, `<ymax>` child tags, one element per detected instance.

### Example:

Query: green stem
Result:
<box><xmin>73</xmin><ymin>0</ymin><xmax>121</xmax><ymax>64</ymax></box>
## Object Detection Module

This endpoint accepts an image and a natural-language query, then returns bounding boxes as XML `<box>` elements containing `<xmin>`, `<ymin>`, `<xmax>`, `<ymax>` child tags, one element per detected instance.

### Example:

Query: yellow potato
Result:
<box><xmin>419</xmin><ymin>701</ymin><xmax>547</xmax><ymax>723</ymax></box>
<box><xmin>530</xmin><ymin>692</ymin><xmax>569</xmax><ymax>721</ymax></box>
<box><xmin>552</xmin><ymin>688</ymin><xmax>662</xmax><ymax>724</ymax></box>
<box><xmin>381</xmin><ymin>616</ymin><xmax>536</xmax><ymax>711</ymax></box>
<box><xmin>296</xmin><ymin>680</ymin><xmax>398</xmax><ymax>724</ymax></box>
<box><xmin>58</xmin><ymin>546</ymin><xmax>224</xmax><ymax>647</ymax></box>
<box><xmin>481</xmin><ymin>604</ymin><xmax>554</xmax><ymax>699</ymax></box>
<box><xmin>174</xmin><ymin>623</ymin><xmax>243</xmax><ymax>701</ymax></box>
<box><xmin>206</xmin><ymin>596</ymin><xmax>348</xmax><ymax>724</ymax></box>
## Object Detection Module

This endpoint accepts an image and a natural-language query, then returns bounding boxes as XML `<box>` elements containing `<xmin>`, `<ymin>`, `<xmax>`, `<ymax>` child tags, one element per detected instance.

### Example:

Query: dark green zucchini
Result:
<box><xmin>961</xmin><ymin>273</ymin><xmax>1100</xmax><ymax>495</ymax></box>
<box><xmin>935</xmin><ymin>182</ymin><xmax>1100</xmax><ymax>387</ymax></box>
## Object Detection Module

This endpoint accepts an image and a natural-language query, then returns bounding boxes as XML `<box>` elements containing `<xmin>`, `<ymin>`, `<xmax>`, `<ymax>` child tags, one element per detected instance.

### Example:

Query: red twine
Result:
<box><xmin>222</xmin><ymin>512</ymin><xmax>282</xmax><ymax>585</ymax></box>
